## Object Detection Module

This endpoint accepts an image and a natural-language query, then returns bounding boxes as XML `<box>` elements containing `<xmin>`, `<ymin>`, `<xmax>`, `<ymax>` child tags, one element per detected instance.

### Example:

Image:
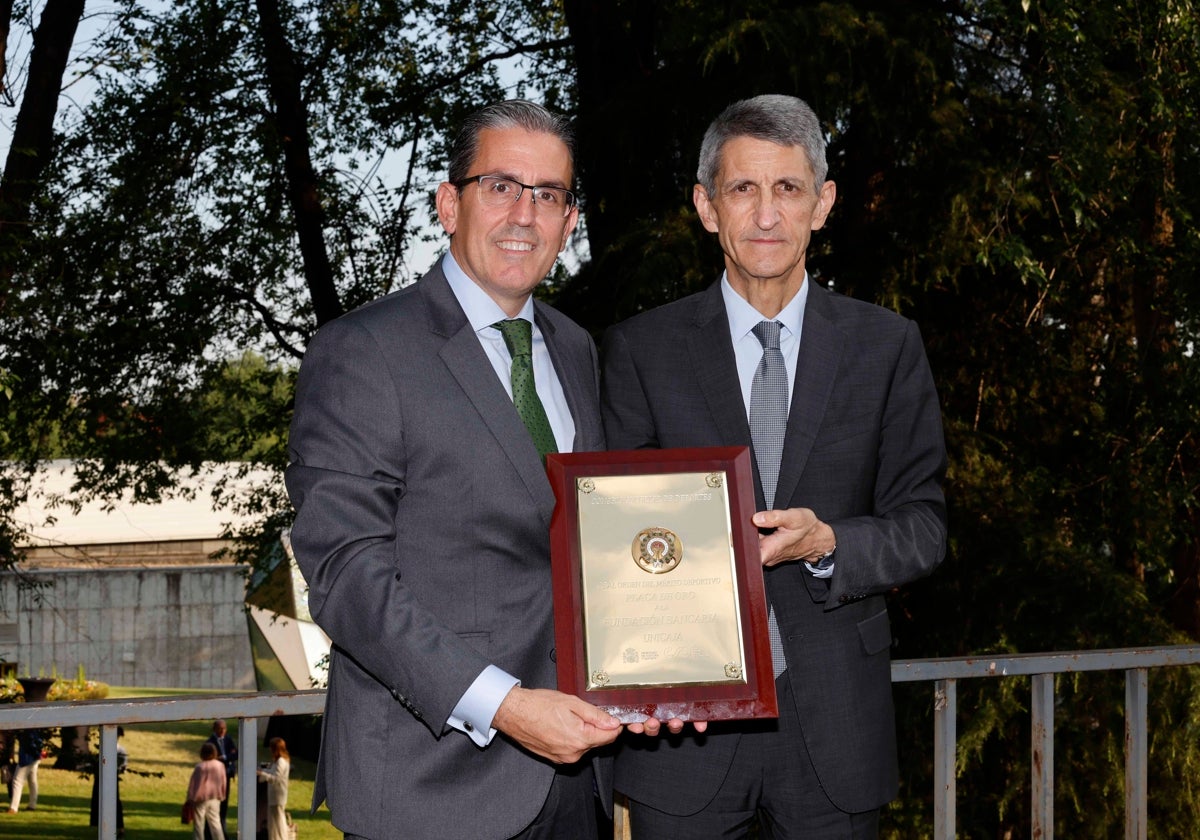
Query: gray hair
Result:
<box><xmin>696</xmin><ymin>94</ymin><xmax>828</xmax><ymax>196</ymax></box>
<box><xmin>447</xmin><ymin>100</ymin><xmax>575</xmax><ymax>185</ymax></box>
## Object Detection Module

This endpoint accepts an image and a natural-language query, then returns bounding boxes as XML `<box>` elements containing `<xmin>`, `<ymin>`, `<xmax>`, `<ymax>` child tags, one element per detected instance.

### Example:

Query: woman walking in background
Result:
<box><xmin>256</xmin><ymin>737</ymin><xmax>290</xmax><ymax>840</ymax></box>
<box><xmin>186</xmin><ymin>742</ymin><xmax>226</xmax><ymax>840</ymax></box>
<box><xmin>6</xmin><ymin>728</ymin><xmax>44</xmax><ymax>813</ymax></box>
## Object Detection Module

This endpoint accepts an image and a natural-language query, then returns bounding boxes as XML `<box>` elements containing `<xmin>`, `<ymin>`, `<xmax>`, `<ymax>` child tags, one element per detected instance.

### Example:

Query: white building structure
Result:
<box><xmin>0</xmin><ymin>462</ymin><xmax>321</xmax><ymax>690</ymax></box>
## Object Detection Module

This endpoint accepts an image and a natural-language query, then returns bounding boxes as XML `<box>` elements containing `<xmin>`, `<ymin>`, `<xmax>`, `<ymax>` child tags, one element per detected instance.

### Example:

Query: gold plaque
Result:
<box><xmin>577</xmin><ymin>472</ymin><xmax>745</xmax><ymax>691</ymax></box>
<box><xmin>547</xmin><ymin>447</ymin><xmax>778</xmax><ymax>722</ymax></box>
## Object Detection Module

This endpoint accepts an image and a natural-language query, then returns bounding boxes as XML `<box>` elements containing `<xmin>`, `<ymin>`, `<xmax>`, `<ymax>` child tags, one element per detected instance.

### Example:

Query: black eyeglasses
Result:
<box><xmin>451</xmin><ymin>175</ymin><xmax>577</xmax><ymax>218</ymax></box>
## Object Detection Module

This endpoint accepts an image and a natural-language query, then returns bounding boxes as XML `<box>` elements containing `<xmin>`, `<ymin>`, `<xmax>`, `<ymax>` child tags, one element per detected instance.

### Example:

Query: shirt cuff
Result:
<box><xmin>447</xmin><ymin>665</ymin><xmax>520</xmax><ymax>747</ymax></box>
<box><xmin>805</xmin><ymin>551</ymin><xmax>835</xmax><ymax>579</ymax></box>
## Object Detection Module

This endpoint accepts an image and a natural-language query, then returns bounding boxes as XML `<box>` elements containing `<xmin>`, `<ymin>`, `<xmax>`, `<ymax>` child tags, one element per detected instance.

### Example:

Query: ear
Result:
<box><xmin>693</xmin><ymin>184</ymin><xmax>720</xmax><ymax>233</ymax></box>
<box><xmin>558</xmin><ymin>206</ymin><xmax>580</xmax><ymax>251</ymax></box>
<box><xmin>435</xmin><ymin>182</ymin><xmax>459</xmax><ymax>235</ymax></box>
<box><xmin>810</xmin><ymin>180</ymin><xmax>837</xmax><ymax>231</ymax></box>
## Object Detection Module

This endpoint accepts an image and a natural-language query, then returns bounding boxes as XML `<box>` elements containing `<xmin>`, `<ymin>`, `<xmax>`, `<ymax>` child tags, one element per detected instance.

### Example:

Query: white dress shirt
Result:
<box><xmin>722</xmin><ymin>273</ymin><xmax>833</xmax><ymax>579</ymax></box>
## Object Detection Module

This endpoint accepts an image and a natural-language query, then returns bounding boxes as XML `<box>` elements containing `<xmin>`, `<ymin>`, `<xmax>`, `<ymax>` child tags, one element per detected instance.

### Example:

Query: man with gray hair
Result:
<box><xmin>603</xmin><ymin>94</ymin><xmax>948</xmax><ymax>837</ymax></box>
<box><xmin>287</xmin><ymin>99</ymin><xmax>623</xmax><ymax>839</ymax></box>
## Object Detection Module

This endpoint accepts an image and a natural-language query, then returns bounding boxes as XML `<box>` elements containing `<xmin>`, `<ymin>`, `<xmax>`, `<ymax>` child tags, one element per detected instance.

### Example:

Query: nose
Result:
<box><xmin>753</xmin><ymin>192</ymin><xmax>782</xmax><ymax>229</ymax></box>
<box><xmin>506</xmin><ymin>186</ymin><xmax>537</xmax><ymax>225</ymax></box>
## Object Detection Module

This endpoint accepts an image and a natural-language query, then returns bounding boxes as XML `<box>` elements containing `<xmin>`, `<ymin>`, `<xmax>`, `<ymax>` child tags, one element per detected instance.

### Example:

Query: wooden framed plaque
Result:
<box><xmin>547</xmin><ymin>446</ymin><xmax>778</xmax><ymax>722</ymax></box>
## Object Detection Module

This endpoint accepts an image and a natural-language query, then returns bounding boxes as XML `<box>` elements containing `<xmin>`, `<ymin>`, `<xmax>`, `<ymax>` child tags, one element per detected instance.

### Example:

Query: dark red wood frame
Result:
<box><xmin>546</xmin><ymin>446</ymin><xmax>778</xmax><ymax>722</ymax></box>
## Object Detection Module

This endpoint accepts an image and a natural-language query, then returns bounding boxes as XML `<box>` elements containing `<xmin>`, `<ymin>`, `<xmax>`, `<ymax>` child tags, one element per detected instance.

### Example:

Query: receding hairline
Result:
<box><xmin>697</xmin><ymin>94</ymin><xmax>829</xmax><ymax>196</ymax></box>
<box><xmin>447</xmin><ymin>99</ymin><xmax>576</xmax><ymax>185</ymax></box>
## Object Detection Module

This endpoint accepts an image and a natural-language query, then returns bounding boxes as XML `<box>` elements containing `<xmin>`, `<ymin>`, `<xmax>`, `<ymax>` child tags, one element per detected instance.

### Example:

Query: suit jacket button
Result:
<box><xmin>549</xmin><ymin>648</ymin><xmax>556</xmax><ymax>663</ymax></box>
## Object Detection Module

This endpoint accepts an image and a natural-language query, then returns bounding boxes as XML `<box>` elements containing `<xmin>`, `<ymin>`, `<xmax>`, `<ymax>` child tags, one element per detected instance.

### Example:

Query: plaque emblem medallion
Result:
<box><xmin>632</xmin><ymin>527</ymin><xmax>683</xmax><ymax>574</ymax></box>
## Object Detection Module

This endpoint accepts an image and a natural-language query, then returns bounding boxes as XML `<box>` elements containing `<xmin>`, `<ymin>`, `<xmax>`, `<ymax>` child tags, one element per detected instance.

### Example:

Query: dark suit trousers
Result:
<box><xmin>627</xmin><ymin>676</ymin><xmax>880</xmax><ymax>840</ymax></box>
<box><xmin>344</xmin><ymin>763</ymin><xmax>599</xmax><ymax>840</ymax></box>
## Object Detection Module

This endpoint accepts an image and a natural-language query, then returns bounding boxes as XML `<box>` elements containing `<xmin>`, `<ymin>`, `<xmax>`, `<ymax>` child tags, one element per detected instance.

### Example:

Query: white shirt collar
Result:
<box><xmin>721</xmin><ymin>272</ymin><xmax>809</xmax><ymax>342</ymax></box>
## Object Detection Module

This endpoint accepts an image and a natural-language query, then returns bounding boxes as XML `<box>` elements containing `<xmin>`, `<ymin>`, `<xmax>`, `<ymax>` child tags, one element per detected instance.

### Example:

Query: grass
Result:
<box><xmin>2</xmin><ymin>687</ymin><xmax>340</xmax><ymax>840</ymax></box>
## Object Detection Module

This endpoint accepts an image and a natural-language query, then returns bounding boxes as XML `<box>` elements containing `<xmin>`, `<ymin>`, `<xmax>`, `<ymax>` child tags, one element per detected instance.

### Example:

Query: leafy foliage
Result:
<box><xmin>1</xmin><ymin>0</ymin><xmax>1199</xmax><ymax>835</ymax></box>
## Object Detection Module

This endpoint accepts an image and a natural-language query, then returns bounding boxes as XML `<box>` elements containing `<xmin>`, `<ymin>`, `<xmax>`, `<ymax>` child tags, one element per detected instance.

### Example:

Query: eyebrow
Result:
<box><xmin>723</xmin><ymin>176</ymin><xmax>808</xmax><ymax>188</ymax></box>
<box><xmin>488</xmin><ymin>171</ymin><xmax>570</xmax><ymax>189</ymax></box>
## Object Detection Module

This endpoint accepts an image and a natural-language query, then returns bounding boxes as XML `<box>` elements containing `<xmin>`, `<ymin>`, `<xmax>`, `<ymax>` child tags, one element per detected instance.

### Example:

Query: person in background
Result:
<box><xmin>6</xmin><ymin>728</ymin><xmax>44</xmax><ymax>813</ymax></box>
<box><xmin>187</xmin><ymin>742</ymin><xmax>227</xmax><ymax>840</ymax></box>
<box><xmin>256</xmin><ymin>737</ymin><xmax>291</xmax><ymax>840</ymax></box>
<box><xmin>204</xmin><ymin>719</ymin><xmax>238</xmax><ymax>838</ymax></box>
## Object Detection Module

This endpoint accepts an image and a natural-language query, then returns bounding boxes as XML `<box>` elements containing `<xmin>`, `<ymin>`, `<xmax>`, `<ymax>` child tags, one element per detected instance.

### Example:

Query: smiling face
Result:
<box><xmin>436</xmin><ymin>127</ymin><xmax>578</xmax><ymax>316</ymax></box>
<box><xmin>694</xmin><ymin>135</ymin><xmax>836</xmax><ymax>305</ymax></box>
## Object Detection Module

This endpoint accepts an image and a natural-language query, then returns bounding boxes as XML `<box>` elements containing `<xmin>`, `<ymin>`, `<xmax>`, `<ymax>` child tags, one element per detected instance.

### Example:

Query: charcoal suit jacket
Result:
<box><xmin>602</xmin><ymin>278</ymin><xmax>947</xmax><ymax>815</ymax></box>
<box><xmin>285</xmin><ymin>259</ymin><xmax>607</xmax><ymax>839</ymax></box>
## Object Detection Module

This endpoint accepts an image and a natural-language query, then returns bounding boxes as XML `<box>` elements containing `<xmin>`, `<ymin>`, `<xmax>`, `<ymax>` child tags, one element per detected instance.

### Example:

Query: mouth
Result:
<box><xmin>496</xmin><ymin>240</ymin><xmax>536</xmax><ymax>253</ymax></box>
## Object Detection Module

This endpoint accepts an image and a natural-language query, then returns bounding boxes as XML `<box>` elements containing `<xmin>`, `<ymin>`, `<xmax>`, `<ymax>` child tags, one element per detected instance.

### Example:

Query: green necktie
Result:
<box><xmin>493</xmin><ymin>319</ymin><xmax>558</xmax><ymax>459</ymax></box>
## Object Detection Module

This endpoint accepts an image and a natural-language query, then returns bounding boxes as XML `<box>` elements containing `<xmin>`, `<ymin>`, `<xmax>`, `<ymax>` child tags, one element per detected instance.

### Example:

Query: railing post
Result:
<box><xmin>238</xmin><ymin>715</ymin><xmax>259</xmax><ymax>840</ymax></box>
<box><xmin>97</xmin><ymin>723</ymin><xmax>118</xmax><ymax>840</ymax></box>
<box><xmin>1125</xmin><ymin>668</ymin><xmax>1148</xmax><ymax>840</ymax></box>
<box><xmin>933</xmin><ymin>678</ymin><xmax>956</xmax><ymax>839</ymax></box>
<box><xmin>1031</xmin><ymin>673</ymin><xmax>1054</xmax><ymax>839</ymax></box>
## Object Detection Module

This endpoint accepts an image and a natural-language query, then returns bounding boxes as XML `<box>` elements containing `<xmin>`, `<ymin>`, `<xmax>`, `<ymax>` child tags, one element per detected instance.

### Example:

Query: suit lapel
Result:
<box><xmin>535</xmin><ymin>303</ymin><xmax>601</xmax><ymax>453</ymax></box>
<box><xmin>687</xmin><ymin>282</ymin><xmax>764</xmax><ymax>506</ymax></box>
<box><xmin>420</xmin><ymin>267</ymin><xmax>557</xmax><ymax>523</ymax></box>
<box><xmin>774</xmin><ymin>283</ymin><xmax>843</xmax><ymax>508</ymax></box>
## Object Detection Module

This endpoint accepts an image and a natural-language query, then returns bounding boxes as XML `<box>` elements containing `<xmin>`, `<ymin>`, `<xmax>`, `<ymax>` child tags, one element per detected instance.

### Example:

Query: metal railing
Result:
<box><xmin>0</xmin><ymin>689</ymin><xmax>325</xmax><ymax>840</ymax></box>
<box><xmin>3</xmin><ymin>644</ymin><xmax>1199</xmax><ymax>839</ymax></box>
<box><xmin>890</xmin><ymin>644</ymin><xmax>1200</xmax><ymax>840</ymax></box>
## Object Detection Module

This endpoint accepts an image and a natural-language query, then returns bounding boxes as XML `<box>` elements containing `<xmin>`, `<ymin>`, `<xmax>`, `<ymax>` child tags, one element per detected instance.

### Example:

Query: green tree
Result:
<box><xmin>0</xmin><ymin>0</ymin><xmax>526</xmax><ymax>548</ymax></box>
<box><xmin>2</xmin><ymin>1</ymin><xmax>1200</xmax><ymax>834</ymax></box>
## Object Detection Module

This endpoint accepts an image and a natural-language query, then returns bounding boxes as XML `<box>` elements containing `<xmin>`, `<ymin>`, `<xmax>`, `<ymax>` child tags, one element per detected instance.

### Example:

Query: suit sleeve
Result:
<box><xmin>825</xmin><ymin>319</ymin><xmax>948</xmax><ymax>605</ymax></box>
<box><xmin>285</xmin><ymin>318</ymin><xmax>492</xmax><ymax>736</ymax></box>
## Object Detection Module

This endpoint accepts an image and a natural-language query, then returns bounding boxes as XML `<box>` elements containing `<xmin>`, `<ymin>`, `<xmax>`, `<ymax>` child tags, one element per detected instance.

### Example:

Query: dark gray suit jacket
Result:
<box><xmin>602</xmin><ymin>279</ymin><xmax>947</xmax><ymax>815</ymax></box>
<box><xmin>285</xmin><ymin>260</ymin><xmax>606</xmax><ymax>839</ymax></box>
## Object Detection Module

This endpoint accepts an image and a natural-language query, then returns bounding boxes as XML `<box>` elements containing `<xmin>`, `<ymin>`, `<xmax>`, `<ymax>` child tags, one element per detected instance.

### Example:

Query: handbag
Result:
<box><xmin>181</xmin><ymin>800</ymin><xmax>194</xmax><ymax>824</ymax></box>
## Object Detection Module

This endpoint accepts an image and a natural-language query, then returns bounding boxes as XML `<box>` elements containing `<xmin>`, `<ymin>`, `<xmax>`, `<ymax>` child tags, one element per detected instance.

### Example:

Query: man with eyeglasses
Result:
<box><xmin>286</xmin><ymin>100</ymin><xmax>623</xmax><ymax>840</ymax></box>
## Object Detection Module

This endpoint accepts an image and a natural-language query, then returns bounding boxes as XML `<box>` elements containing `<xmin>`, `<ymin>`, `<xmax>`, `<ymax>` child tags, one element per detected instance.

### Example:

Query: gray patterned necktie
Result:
<box><xmin>493</xmin><ymin>319</ymin><xmax>558</xmax><ymax>460</ymax></box>
<box><xmin>750</xmin><ymin>320</ymin><xmax>789</xmax><ymax>678</ymax></box>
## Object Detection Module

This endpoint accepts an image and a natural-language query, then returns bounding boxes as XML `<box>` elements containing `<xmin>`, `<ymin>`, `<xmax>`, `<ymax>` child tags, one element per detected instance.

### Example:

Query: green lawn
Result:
<box><xmin>2</xmin><ymin>687</ymin><xmax>340</xmax><ymax>840</ymax></box>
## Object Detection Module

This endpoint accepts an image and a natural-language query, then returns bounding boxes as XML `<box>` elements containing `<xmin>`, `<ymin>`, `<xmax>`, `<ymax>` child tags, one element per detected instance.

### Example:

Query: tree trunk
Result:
<box><xmin>558</xmin><ymin>0</ymin><xmax>707</xmax><ymax>330</ymax></box>
<box><xmin>0</xmin><ymin>0</ymin><xmax>86</xmax><ymax>313</ymax></box>
<box><xmin>254</xmin><ymin>0</ymin><xmax>341</xmax><ymax>327</ymax></box>
<box><xmin>0</xmin><ymin>0</ymin><xmax>16</xmax><ymax>102</ymax></box>
<box><xmin>1132</xmin><ymin>123</ymin><xmax>1200</xmax><ymax>640</ymax></box>
<box><xmin>561</xmin><ymin>0</ymin><xmax>657</xmax><ymax>264</ymax></box>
